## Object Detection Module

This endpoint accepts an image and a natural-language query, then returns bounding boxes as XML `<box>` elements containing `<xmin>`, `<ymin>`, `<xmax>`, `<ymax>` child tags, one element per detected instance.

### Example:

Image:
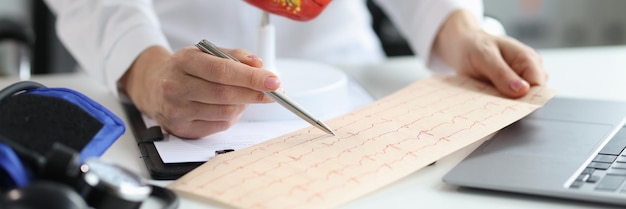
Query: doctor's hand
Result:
<box><xmin>119</xmin><ymin>46</ymin><xmax>280</xmax><ymax>139</ymax></box>
<box><xmin>434</xmin><ymin>10</ymin><xmax>548</xmax><ymax>98</ymax></box>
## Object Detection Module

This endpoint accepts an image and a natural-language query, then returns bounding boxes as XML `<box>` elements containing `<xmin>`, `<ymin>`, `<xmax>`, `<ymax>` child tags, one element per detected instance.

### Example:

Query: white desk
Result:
<box><xmin>2</xmin><ymin>45</ymin><xmax>626</xmax><ymax>208</ymax></box>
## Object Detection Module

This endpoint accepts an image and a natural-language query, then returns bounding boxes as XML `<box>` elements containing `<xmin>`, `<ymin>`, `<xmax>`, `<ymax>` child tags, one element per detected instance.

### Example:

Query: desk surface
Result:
<box><xmin>2</xmin><ymin>45</ymin><xmax>626</xmax><ymax>209</ymax></box>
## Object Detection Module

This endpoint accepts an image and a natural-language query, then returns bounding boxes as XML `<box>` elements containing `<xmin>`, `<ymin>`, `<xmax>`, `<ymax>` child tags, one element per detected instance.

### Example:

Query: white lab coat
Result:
<box><xmin>43</xmin><ymin>0</ymin><xmax>483</xmax><ymax>95</ymax></box>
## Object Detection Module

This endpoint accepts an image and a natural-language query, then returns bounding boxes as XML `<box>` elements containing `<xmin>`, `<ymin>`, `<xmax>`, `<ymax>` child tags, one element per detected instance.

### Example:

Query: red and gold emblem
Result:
<box><xmin>245</xmin><ymin>0</ymin><xmax>332</xmax><ymax>21</ymax></box>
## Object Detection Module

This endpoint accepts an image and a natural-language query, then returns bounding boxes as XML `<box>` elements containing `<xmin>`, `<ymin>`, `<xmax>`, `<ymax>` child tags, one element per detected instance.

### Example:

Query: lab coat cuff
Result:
<box><xmin>103</xmin><ymin>25</ymin><xmax>171</xmax><ymax>98</ymax></box>
<box><xmin>415</xmin><ymin>0</ymin><xmax>483</xmax><ymax>74</ymax></box>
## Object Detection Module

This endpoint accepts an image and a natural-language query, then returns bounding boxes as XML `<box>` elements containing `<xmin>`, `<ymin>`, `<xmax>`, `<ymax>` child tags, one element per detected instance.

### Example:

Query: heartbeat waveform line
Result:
<box><xmin>189</xmin><ymin>133</ymin><xmax>329</xmax><ymax>187</ymax></box>
<box><xmin>229</xmin><ymin>99</ymin><xmax>523</xmax><ymax>207</ymax></box>
<box><xmin>176</xmin><ymin>131</ymin><xmax>311</xmax><ymax>183</ymax></box>
<box><xmin>206</xmin><ymin>90</ymin><xmax>512</xmax><ymax>191</ymax></box>
<box><xmin>212</xmin><ymin>99</ymin><xmax>490</xmax><ymax>191</ymax></box>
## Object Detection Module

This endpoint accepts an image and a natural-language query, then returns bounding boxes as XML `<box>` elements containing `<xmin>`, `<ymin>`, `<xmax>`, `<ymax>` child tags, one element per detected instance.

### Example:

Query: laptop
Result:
<box><xmin>443</xmin><ymin>97</ymin><xmax>626</xmax><ymax>206</ymax></box>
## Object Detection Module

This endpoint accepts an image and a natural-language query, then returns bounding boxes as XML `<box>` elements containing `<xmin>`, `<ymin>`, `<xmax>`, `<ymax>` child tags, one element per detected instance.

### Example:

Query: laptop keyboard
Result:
<box><xmin>570</xmin><ymin>126</ymin><xmax>626</xmax><ymax>192</ymax></box>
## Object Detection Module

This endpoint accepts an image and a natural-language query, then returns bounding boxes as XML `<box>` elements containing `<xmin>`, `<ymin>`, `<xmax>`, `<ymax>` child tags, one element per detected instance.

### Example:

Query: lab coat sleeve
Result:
<box><xmin>43</xmin><ymin>0</ymin><xmax>171</xmax><ymax>97</ymax></box>
<box><xmin>372</xmin><ymin>0</ymin><xmax>483</xmax><ymax>73</ymax></box>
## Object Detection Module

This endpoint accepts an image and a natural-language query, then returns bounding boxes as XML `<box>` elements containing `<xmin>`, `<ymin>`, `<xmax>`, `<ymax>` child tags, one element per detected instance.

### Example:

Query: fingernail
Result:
<box><xmin>247</xmin><ymin>55</ymin><xmax>263</xmax><ymax>62</ymax></box>
<box><xmin>509</xmin><ymin>80</ymin><xmax>529</xmax><ymax>92</ymax></box>
<box><xmin>264</xmin><ymin>76</ymin><xmax>280</xmax><ymax>90</ymax></box>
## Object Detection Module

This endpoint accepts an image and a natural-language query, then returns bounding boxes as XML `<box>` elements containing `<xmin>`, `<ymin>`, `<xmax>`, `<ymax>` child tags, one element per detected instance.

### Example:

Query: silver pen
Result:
<box><xmin>195</xmin><ymin>39</ymin><xmax>336</xmax><ymax>135</ymax></box>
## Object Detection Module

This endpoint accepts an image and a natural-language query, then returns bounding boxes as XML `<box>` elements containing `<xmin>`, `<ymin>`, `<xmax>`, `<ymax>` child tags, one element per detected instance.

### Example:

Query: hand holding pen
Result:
<box><xmin>120</xmin><ymin>44</ymin><xmax>286</xmax><ymax>138</ymax></box>
<box><xmin>196</xmin><ymin>40</ymin><xmax>335</xmax><ymax>135</ymax></box>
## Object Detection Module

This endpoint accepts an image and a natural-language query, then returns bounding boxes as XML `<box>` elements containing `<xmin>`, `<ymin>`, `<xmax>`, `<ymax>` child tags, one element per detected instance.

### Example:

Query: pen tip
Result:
<box><xmin>316</xmin><ymin>121</ymin><xmax>336</xmax><ymax>136</ymax></box>
<box><xmin>325</xmin><ymin>126</ymin><xmax>336</xmax><ymax>136</ymax></box>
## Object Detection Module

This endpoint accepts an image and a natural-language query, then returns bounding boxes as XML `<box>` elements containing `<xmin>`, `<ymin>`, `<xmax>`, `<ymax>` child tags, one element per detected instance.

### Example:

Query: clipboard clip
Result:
<box><xmin>215</xmin><ymin>149</ymin><xmax>235</xmax><ymax>155</ymax></box>
<box><xmin>139</xmin><ymin>126</ymin><xmax>165</xmax><ymax>143</ymax></box>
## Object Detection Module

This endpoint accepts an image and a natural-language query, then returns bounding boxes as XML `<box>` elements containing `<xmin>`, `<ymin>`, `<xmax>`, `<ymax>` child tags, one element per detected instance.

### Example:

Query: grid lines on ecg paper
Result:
<box><xmin>169</xmin><ymin>76</ymin><xmax>556</xmax><ymax>209</ymax></box>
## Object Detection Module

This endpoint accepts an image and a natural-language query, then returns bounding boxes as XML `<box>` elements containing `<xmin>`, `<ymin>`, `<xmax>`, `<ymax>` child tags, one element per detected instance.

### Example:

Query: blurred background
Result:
<box><xmin>371</xmin><ymin>0</ymin><xmax>626</xmax><ymax>55</ymax></box>
<box><xmin>2</xmin><ymin>0</ymin><xmax>626</xmax><ymax>76</ymax></box>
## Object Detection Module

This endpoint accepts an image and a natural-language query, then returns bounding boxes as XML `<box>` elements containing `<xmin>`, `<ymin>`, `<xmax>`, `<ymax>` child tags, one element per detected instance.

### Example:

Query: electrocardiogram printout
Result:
<box><xmin>168</xmin><ymin>75</ymin><xmax>557</xmax><ymax>209</ymax></box>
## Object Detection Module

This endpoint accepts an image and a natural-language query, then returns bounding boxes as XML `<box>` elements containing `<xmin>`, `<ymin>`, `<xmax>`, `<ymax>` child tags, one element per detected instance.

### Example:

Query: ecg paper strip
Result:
<box><xmin>168</xmin><ymin>76</ymin><xmax>557</xmax><ymax>209</ymax></box>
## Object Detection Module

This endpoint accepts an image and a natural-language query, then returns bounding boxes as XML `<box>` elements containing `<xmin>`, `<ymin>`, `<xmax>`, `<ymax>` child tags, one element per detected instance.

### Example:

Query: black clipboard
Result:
<box><xmin>122</xmin><ymin>102</ymin><xmax>202</xmax><ymax>180</ymax></box>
